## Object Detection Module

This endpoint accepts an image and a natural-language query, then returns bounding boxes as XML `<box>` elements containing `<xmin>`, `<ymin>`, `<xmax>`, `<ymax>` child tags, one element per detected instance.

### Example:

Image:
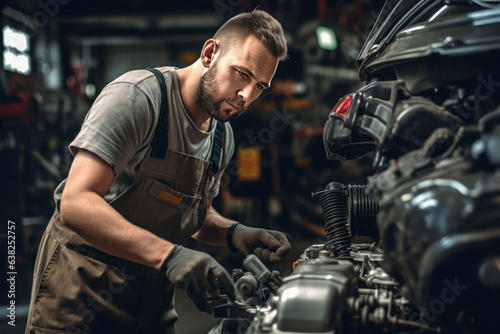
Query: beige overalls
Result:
<box><xmin>25</xmin><ymin>69</ymin><xmax>225</xmax><ymax>334</ymax></box>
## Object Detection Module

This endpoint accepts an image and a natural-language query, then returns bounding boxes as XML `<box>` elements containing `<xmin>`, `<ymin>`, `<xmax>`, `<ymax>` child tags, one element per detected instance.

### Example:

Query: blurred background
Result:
<box><xmin>0</xmin><ymin>0</ymin><xmax>385</xmax><ymax>332</ymax></box>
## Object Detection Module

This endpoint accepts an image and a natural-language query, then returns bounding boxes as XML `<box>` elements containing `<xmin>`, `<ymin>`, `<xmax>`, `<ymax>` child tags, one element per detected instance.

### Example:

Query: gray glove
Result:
<box><xmin>228</xmin><ymin>223</ymin><xmax>291</xmax><ymax>265</ymax></box>
<box><xmin>161</xmin><ymin>245</ymin><xmax>236</xmax><ymax>312</ymax></box>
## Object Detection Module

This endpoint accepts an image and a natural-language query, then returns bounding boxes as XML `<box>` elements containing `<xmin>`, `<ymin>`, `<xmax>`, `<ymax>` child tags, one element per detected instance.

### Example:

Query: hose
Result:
<box><xmin>319</xmin><ymin>182</ymin><xmax>380</xmax><ymax>257</ymax></box>
<box><xmin>320</xmin><ymin>182</ymin><xmax>351</xmax><ymax>257</ymax></box>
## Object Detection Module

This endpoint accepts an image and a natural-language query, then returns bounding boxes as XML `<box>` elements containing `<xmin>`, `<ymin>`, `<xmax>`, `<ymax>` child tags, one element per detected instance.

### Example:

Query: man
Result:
<box><xmin>25</xmin><ymin>9</ymin><xmax>291</xmax><ymax>334</ymax></box>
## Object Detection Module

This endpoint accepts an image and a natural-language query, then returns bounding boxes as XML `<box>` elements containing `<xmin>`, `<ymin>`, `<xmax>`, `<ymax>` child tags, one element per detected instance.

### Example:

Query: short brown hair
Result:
<box><xmin>213</xmin><ymin>9</ymin><xmax>288</xmax><ymax>62</ymax></box>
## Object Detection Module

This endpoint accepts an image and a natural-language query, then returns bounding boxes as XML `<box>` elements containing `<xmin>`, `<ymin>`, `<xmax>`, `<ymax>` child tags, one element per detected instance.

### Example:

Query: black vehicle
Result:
<box><xmin>210</xmin><ymin>1</ymin><xmax>500</xmax><ymax>333</ymax></box>
<box><xmin>322</xmin><ymin>0</ymin><xmax>500</xmax><ymax>332</ymax></box>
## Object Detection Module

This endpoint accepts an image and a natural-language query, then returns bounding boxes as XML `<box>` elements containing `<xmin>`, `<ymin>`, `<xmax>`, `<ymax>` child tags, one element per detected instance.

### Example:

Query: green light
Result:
<box><xmin>316</xmin><ymin>26</ymin><xmax>337</xmax><ymax>51</ymax></box>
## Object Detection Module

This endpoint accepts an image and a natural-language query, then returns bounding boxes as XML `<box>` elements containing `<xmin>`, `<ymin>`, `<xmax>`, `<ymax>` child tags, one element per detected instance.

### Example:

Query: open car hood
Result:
<box><xmin>357</xmin><ymin>0</ymin><xmax>500</xmax><ymax>81</ymax></box>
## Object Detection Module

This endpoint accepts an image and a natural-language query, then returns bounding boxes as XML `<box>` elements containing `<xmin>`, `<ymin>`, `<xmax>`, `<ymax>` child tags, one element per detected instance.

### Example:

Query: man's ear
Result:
<box><xmin>200</xmin><ymin>39</ymin><xmax>219</xmax><ymax>68</ymax></box>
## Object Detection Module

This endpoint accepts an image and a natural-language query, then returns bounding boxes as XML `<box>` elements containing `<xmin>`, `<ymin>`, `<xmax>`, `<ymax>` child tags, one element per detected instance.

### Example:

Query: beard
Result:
<box><xmin>198</xmin><ymin>60</ymin><xmax>246</xmax><ymax>122</ymax></box>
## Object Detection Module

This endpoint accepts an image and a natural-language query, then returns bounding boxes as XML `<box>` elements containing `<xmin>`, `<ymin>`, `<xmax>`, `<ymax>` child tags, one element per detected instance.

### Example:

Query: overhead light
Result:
<box><xmin>3</xmin><ymin>50</ymin><xmax>31</xmax><ymax>75</ymax></box>
<box><xmin>3</xmin><ymin>25</ymin><xmax>29</xmax><ymax>52</ymax></box>
<box><xmin>316</xmin><ymin>26</ymin><xmax>338</xmax><ymax>51</ymax></box>
<box><xmin>2</xmin><ymin>25</ymin><xmax>31</xmax><ymax>75</ymax></box>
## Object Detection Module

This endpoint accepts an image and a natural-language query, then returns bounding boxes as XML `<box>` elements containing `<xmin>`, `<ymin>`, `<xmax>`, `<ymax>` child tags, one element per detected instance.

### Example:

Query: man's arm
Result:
<box><xmin>191</xmin><ymin>199</ymin><xmax>234</xmax><ymax>246</ymax></box>
<box><xmin>192</xmin><ymin>199</ymin><xmax>292</xmax><ymax>264</ymax></box>
<box><xmin>60</xmin><ymin>149</ymin><xmax>173</xmax><ymax>271</ymax></box>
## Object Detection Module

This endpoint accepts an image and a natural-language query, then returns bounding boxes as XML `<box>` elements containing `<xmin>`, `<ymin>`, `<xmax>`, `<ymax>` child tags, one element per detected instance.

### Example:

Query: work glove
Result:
<box><xmin>161</xmin><ymin>245</ymin><xmax>236</xmax><ymax>312</ymax></box>
<box><xmin>228</xmin><ymin>223</ymin><xmax>291</xmax><ymax>265</ymax></box>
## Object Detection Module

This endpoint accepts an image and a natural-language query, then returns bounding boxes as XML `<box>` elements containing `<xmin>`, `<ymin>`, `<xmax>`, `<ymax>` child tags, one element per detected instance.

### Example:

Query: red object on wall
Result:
<box><xmin>0</xmin><ymin>92</ymin><xmax>37</xmax><ymax>126</ymax></box>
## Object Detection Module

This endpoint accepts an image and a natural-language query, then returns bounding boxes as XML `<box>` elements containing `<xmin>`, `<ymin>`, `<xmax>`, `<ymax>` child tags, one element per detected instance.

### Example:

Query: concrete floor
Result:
<box><xmin>1</xmin><ymin>226</ymin><xmax>321</xmax><ymax>334</ymax></box>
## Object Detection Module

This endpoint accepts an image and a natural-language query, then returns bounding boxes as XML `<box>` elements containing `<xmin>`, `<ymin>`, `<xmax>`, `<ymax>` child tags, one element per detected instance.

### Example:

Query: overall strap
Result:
<box><xmin>147</xmin><ymin>68</ymin><xmax>224</xmax><ymax>174</ymax></box>
<box><xmin>209</xmin><ymin>121</ymin><xmax>225</xmax><ymax>177</ymax></box>
<box><xmin>146</xmin><ymin>68</ymin><xmax>168</xmax><ymax>159</ymax></box>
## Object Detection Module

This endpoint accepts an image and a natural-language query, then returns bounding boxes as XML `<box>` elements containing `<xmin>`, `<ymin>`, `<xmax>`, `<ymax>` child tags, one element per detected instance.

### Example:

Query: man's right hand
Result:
<box><xmin>161</xmin><ymin>245</ymin><xmax>236</xmax><ymax>312</ymax></box>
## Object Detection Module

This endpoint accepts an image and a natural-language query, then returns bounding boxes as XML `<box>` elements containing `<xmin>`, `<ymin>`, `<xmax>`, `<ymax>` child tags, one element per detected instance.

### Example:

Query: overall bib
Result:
<box><xmin>26</xmin><ymin>69</ymin><xmax>225</xmax><ymax>334</ymax></box>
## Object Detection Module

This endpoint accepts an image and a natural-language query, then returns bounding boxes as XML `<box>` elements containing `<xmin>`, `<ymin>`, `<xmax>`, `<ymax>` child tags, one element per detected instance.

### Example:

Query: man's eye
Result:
<box><xmin>237</xmin><ymin>70</ymin><xmax>248</xmax><ymax>79</ymax></box>
<box><xmin>257</xmin><ymin>84</ymin><xmax>265</xmax><ymax>90</ymax></box>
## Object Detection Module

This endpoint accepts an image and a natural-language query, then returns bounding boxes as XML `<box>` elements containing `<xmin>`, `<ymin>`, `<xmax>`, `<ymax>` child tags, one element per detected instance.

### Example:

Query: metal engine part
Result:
<box><xmin>213</xmin><ymin>244</ymin><xmax>440</xmax><ymax>334</ymax></box>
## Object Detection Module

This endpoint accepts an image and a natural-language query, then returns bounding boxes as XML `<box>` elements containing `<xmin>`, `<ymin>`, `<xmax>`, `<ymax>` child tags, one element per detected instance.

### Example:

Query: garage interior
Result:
<box><xmin>1</xmin><ymin>1</ymin><xmax>385</xmax><ymax>332</ymax></box>
<box><xmin>6</xmin><ymin>1</ymin><xmax>499</xmax><ymax>334</ymax></box>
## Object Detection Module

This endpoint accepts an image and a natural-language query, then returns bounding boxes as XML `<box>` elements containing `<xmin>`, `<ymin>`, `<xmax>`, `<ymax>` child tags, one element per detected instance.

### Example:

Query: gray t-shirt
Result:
<box><xmin>54</xmin><ymin>66</ymin><xmax>234</xmax><ymax>207</ymax></box>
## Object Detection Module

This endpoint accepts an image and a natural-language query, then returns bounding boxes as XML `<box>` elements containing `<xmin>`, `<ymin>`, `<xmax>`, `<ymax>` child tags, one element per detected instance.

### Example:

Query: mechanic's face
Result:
<box><xmin>199</xmin><ymin>34</ymin><xmax>278</xmax><ymax>122</ymax></box>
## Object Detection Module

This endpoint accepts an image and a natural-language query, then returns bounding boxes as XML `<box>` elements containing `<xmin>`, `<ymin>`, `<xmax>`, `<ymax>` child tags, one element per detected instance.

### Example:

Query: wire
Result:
<box><xmin>396</xmin><ymin>319</ymin><xmax>439</xmax><ymax>332</ymax></box>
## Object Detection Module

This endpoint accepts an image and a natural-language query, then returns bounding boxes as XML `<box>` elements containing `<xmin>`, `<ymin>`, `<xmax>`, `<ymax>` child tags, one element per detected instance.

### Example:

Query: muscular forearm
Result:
<box><xmin>191</xmin><ymin>206</ymin><xmax>236</xmax><ymax>245</ymax></box>
<box><xmin>60</xmin><ymin>188</ymin><xmax>173</xmax><ymax>271</ymax></box>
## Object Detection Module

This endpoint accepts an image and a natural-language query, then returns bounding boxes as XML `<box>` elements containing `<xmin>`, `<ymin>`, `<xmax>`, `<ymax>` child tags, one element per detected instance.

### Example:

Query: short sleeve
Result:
<box><xmin>69</xmin><ymin>82</ymin><xmax>156</xmax><ymax>176</ymax></box>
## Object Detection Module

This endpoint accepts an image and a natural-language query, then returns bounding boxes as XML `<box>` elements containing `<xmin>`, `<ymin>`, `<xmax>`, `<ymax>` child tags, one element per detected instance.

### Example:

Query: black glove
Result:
<box><xmin>228</xmin><ymin>223</ymin><xmax>291</xmax><ymax>265</ymax></box>
<box><xmin>161</xmin><ymin>245</ymin><xmax>236</xmax><ymax>312</ymax></box>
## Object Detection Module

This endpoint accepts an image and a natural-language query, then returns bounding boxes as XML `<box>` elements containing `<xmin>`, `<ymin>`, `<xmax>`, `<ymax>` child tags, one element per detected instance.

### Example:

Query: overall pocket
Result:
<box><xmin>130</xmin><ymin>178</ymin><xmax>202</xmax><ymax>243</ymax></box>
<box><xmin>32</xmin><ymin>244</ymin><xmax>140</xmax><ymax>333</ymax></box>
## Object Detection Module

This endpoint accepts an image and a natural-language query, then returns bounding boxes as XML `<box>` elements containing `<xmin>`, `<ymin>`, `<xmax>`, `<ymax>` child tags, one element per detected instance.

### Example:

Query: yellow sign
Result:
<box><xmin>237</xmin><ymin>147</ymin><xmax>261</xmax><ymax>181</ymax></box>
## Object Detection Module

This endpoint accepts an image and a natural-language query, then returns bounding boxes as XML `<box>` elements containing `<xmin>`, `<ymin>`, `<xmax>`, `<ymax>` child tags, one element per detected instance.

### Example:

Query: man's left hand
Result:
<box><xmin>230</xmin><ymin>224</ymin><xmax>291</xmax><ymax>264</ymax></box>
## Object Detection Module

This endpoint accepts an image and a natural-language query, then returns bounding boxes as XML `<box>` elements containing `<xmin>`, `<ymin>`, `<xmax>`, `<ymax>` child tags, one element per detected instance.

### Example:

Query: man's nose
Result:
<box><xmin>237</xmin><ymin>85</ymin><xmax>255</xmax><ymax>103</ymax></box>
